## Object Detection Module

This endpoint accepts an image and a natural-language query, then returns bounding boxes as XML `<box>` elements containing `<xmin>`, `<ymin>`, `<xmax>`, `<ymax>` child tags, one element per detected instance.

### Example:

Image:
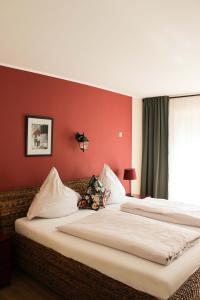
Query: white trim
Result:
<box><xmin>0</xmin><ymin>62</ymin><xmax>132</xmax><ymax>97</ymax></box>
<box><xmin>132</xmin><ymin>99</ymin><xmax>142</xmax><ymax>194</ymax></box>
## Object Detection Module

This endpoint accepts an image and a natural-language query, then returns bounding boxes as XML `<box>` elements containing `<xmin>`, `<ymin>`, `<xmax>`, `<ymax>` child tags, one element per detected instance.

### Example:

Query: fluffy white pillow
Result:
<box><xmin>27</xmin><ymin>167</ymin><xmax>80</xmax><ymax>220</ymax></box>
<box><xmin>99</xmin><ymin>164</ymin><xmax>125</xmax><ymax>204</ymax></box>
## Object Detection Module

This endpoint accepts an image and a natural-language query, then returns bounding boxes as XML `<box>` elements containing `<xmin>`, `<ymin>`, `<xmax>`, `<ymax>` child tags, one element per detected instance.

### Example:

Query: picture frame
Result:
<box><xmin>25</xmin><ymin>115</ymin><xmax>53</xmax><ymax>156</ymax></box>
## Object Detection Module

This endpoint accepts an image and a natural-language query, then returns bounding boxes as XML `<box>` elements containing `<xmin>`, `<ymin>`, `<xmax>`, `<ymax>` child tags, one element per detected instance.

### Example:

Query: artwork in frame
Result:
<box><xmin>25</xmin><ymin>116</ymin><xmax>53</xmax><ymax>156</ymax></box>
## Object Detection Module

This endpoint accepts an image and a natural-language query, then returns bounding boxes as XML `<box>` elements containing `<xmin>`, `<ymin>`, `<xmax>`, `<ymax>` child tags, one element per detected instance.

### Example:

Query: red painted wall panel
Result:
<box><xmin>0</xmin><ymin>66</ymin><xmax>132</xmax><ymax>191</ymax></box>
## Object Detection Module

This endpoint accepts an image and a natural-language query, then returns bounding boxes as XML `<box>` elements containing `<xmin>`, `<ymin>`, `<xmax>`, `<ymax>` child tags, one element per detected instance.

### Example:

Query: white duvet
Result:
<box><xmin>57</xmin><ymin>209</ymin><xmax>200</xmax><ymax>265</ymax></box>
<box><xmin>121</xmin><ymin>198</ymin><xmax>200</xmax><ymax>227</ymax></box>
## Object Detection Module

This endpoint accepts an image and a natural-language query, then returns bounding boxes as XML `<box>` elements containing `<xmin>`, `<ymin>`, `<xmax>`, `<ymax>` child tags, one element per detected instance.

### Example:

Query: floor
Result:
<box><xmin>0</xmin><ymin>269</ymin><xmax>62</xmax><ymax>300</ymax></box>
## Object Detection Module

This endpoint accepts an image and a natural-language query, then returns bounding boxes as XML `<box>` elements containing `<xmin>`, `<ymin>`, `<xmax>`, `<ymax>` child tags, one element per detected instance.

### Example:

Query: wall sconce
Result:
<box><xmin>75</xmin><ymin>132</ymin><xmax>89</xmax><ymax>152</ymax></box>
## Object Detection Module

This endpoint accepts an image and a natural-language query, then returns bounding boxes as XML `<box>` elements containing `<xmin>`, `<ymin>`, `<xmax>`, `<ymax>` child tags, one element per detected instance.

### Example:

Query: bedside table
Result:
<box><xmin>0</xmin><ymin>232</ymin><xmax>11</xmax><ymax>288</ymax></box>
<box><xmin>126</xmin><ymin>193</ymin><xmax>143</xmax><ymax>199</ymax></box>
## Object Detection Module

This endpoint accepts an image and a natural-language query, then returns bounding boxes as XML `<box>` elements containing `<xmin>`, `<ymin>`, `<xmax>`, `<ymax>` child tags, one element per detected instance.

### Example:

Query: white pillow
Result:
<box><xmin>99</xmin><ymin>164</ymin><xmax>125</xmax><ymax>204</ymax></box>
<box><xmin>27</xmin><ymin>167</ymin><xmax>80</xmax><ymax>220</ymax></box>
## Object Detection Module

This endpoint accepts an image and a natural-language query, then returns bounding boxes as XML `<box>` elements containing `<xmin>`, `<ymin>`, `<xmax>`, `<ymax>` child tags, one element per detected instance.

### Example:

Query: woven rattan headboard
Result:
<box><xmin>0</xmin><ymin>177</ymin><xmax>90</xmax><ymax>235</ymax></box>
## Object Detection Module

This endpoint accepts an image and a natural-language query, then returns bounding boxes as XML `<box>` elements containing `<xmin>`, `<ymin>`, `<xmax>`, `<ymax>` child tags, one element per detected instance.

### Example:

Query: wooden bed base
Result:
<box><xmin>14</xmin><ymin>233</ymin><xmax>155</xmax><ymax>300</ymax></box>
<box><xmin>14</xmin><ymin>233</ymin><xmax>200</xmax><ymax>300</ymax></box>
<box><xmin>1</xmin><ymin>178</ymin><xmax>200</xmax><ymax>299</ymax></box>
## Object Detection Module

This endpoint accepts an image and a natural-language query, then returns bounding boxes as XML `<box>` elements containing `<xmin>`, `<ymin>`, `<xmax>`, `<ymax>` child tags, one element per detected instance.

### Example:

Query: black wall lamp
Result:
<box><xmin>75</xmin><ymin>132</ymin><xmax>89</xmax><ymax>152</ymax></box>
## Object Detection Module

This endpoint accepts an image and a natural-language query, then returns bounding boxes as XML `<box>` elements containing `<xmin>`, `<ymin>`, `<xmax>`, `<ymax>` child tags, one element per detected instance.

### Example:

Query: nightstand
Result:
<box><xmin>0</xmin><ymin>232</ymin><xmax>11</xmax><ymax>288</ymax></box>
<box><xmin>126</xmin><ymin>193</ymin><xmax>143</xmax><ymax>199</ymax></box>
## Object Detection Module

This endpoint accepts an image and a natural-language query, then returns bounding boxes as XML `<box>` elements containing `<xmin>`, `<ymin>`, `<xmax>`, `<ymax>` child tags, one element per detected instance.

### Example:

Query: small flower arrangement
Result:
<box><xmin>78</xmin><ymin>175</ymin><xmax>110</xmax><ymax>210</ymax></box>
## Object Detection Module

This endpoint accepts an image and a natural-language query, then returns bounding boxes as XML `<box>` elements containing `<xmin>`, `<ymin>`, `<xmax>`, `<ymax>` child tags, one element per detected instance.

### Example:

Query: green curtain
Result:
<box><xmin>140</xmin><ymin>96</ymin><xmax>169</xmax><ymax>199</ymax></box>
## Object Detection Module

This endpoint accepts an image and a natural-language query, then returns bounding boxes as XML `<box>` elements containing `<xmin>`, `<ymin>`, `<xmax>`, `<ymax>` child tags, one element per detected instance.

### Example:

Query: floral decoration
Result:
<box><xmin>78</xmin><ymin>175</ymin><xmax>110</xmax><ymax>210</ymax></box>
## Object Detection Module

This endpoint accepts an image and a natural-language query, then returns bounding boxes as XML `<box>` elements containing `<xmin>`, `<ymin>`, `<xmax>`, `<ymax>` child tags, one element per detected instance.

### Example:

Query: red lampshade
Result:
<box><xmin>123</xmin><ymin>168</ymin><xmax>137</xmax><ymax>180</ymax></box>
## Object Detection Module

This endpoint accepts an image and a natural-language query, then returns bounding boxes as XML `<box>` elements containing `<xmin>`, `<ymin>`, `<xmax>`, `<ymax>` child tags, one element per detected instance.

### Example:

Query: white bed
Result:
<box><xmin>15</xmin><ymin>204</ymin><xmax>200</xmax><ymax>300</ymax></box>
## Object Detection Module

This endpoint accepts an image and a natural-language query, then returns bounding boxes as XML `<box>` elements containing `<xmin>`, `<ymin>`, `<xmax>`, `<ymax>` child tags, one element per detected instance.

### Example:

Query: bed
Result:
<box><xmin>1</xmin><ymin>178</ymin><xmax>200</xmax><ymax>300</ymax></box>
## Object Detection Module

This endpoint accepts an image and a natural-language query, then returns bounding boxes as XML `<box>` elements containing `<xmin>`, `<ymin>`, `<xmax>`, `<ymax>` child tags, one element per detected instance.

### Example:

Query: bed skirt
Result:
<box><xmin>14</xmin><ymin>233</ymin><xmax>200</xmax><ymax>300</ymax></box>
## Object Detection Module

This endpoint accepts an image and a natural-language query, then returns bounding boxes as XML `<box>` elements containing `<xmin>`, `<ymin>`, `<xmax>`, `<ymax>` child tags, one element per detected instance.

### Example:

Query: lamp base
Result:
<box><xmin>129</xmin><ymin>180</ymin><xmax>132</xmax><ymax>195</ymax></box>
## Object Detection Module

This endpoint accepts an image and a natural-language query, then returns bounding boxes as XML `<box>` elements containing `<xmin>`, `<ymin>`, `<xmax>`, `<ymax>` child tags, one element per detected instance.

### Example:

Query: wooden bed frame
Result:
<box><xmin>1</xmin><ymin>178</ymin><xmax>200</xmax><ymax>300</ymax></box>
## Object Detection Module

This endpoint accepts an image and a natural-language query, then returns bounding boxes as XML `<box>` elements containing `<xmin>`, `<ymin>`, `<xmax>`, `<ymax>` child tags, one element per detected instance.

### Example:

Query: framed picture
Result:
<box><xmin>25</xmin><ymin>115</ymin><xmax>53</xmax><ymax>156</ymax></box>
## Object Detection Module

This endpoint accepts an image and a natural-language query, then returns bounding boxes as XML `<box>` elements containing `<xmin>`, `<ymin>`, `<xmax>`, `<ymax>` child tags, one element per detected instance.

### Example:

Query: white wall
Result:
<box><xmin>132</xmin><ymin>99</ymin><xmax>142</xmax><ymax>195</ymax></box>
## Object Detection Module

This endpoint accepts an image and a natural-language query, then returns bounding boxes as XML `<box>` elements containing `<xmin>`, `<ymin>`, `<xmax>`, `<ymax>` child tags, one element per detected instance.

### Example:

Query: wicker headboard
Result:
<box><xmin>0</xmin><ymin>177</ymin><xmax>90</xmax><ymax>235</ymax></box>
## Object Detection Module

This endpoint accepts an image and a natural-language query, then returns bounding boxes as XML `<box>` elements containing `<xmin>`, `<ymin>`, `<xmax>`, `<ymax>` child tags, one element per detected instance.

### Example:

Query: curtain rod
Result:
<box><xmin>169</xmin><ymin>94</ymin><xmax>200</xmax><ymax>99</ymax></box>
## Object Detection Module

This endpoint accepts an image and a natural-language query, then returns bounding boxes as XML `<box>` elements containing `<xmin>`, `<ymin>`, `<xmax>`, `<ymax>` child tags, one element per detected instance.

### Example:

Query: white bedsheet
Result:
<box><xmin>121</xmin><ymin>198</ymin><xmax>200</xmax><ymax>227</ymax></box>
<box><xmin>58</xmin><ymin>210</ymin><xmax>200</xmax><ymax>265</ymax></box>
<box><xmin>15</xmin><ymin>204</ymin><xmax>200</xmax><ymax>300</ymax></box>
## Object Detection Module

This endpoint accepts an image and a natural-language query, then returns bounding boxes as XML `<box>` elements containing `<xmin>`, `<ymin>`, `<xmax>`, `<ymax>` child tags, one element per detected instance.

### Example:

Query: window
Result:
<box><xmin>169</xmin><ymin>97</ymin><xmax>200</xmax><ymax>204</ymax></box>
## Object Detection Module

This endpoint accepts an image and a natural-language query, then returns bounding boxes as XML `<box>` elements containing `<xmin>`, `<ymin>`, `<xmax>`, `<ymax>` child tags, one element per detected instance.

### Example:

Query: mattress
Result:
<box><xmin>15</xmin><ymin>204</ymin><xmax>200</xmax><ymax>300</ymax></box>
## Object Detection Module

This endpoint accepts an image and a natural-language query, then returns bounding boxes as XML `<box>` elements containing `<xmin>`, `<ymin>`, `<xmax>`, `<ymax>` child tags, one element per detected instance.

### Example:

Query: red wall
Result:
<box><xmin>0</xmin><ymin>66</ymin><xmax>132</xmax><ymax>191</ymax></box>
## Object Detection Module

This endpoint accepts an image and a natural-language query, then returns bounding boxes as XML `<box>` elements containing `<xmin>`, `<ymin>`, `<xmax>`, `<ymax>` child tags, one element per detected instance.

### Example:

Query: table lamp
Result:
<box><xmin>123</xmin><ymin>168</ymin><xmax>137</xmax><ymax>196</ymax></box>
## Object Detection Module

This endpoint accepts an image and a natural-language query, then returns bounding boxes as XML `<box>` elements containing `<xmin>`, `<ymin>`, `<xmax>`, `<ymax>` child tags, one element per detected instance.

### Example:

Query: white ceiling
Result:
<box><xmin>1</xmin><ymin>0</ymin><xmax>200</xmax><ymax>98</ymax></box>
